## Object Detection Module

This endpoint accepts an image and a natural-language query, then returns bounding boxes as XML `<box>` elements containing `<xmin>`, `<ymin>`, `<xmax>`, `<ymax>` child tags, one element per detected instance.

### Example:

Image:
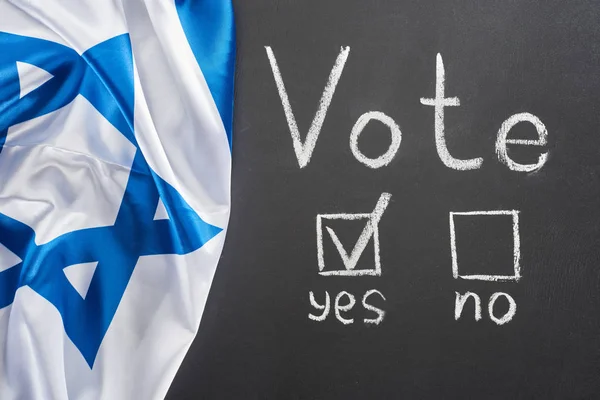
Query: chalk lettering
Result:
<box><xmin>454</xmin><ymin>291</ymin><xmax>482</xmax><ymax>321</ymax></box>
<box><xmin>496</xmin><ymin>112</ymin><xmax>548</xmax><ymax>172</ymax></box>
<box><xmin>420</xmin><ymin>53</ymin><xmax>483</xmax><ymax>170</ymax></box>
<box><xmin>362</xmin><ymin>289</ymin><xmax>386</xmax><ymax>325</ymax></box>
<box><xmin>308</xmin><ymin>291</ymin><xmax>331</xmax><ymax>322</ymax></box>
<box><xmin>349</xmin><ymin>111</ymin><xmax>402</xmax><ymax>168</ymax></box>
<box><xmin>488</xmin><ymin>292</ymin><xmax>517</xmax><ymax>325</ymax></box>
<box><xmin>335</xmin><ymin>291</ymin><xmax>356</xmax><ymax>325</ymax></box>
<box><xmin>265</xmin><ymin>46</ymin><xmax>350</xmax><ymax>168</ymax></box>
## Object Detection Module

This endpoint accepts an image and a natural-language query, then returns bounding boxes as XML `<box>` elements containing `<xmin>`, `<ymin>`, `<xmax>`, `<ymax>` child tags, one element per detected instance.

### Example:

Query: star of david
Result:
<box><xmin>0</xmin><ymin>32</ymin><xmax>222</xmax><ymax>367</ymax></box>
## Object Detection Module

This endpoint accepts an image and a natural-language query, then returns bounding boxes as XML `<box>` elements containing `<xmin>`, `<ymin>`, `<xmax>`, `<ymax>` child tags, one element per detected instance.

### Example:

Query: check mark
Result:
<box><xmin>316</xmin><ymin>193</ymin><xmax>391</xmax><ymax>276</ymax></box>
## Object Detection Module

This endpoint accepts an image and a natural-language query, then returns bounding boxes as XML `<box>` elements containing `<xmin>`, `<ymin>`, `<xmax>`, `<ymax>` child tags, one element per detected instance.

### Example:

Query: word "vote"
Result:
<box><xmin>266</xmin><ymin>47</ymin><xmax>548</xmax><ymax>173</ymax></box>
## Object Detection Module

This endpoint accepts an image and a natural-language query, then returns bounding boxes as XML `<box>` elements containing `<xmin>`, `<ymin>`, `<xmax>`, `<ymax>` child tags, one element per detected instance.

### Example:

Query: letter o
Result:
<box><xmin>350</xmin><ymin>111</ymin><xmax>402</xmax><ymax>169</ymax></box>
<box><xmin>488</xmin><ymin>292</ymin><xmax>517</xmax><ymax>325</ymax></box>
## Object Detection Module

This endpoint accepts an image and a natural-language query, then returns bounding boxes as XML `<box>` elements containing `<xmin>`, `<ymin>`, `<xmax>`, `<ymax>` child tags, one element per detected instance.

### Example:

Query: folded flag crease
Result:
<box><xmin>0</xmin><ymin>1</ymin><xmax>235</xmax><ymax>398</ymax></box>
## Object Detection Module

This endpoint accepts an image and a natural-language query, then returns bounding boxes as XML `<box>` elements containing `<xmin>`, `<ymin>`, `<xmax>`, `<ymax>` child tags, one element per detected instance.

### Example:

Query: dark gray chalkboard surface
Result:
<box><xmin>167</xmin><ymin>1</ymin><xmax>600</xmax><ymax>398</ymax></box>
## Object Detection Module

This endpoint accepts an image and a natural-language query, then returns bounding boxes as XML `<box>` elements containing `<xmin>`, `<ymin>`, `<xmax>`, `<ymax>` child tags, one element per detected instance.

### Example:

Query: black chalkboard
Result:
<box><xmin>167</xmin><ymin>1</ymin><xmax>600</xmax><ymax>398</ymax></box>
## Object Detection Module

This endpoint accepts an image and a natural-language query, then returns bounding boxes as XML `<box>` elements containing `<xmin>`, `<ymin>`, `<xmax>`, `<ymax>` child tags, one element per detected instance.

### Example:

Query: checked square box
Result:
<box><xmin>449</xmin><ymin>210</ymin><xmax>521</xmax><ymax>282</ymax></box>
<box><xmin>316</xmin><ymin>193</ymin><xmax>391</xmax><ymax>276</ymax></box>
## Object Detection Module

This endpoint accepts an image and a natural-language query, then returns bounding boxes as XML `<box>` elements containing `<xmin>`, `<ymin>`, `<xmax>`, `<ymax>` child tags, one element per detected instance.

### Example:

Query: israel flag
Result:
<box><xmin>0</xmin><ymin>1</ymin><xmax>235</xmax><ymax>398</ymax></box>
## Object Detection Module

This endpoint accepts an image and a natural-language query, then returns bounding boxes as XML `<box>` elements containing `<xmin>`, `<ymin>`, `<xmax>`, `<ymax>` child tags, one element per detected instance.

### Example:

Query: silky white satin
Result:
<box><xmin>0</xmin><ymin>1</ymin><xmax>231</xmax><ymax>399</ymax></box>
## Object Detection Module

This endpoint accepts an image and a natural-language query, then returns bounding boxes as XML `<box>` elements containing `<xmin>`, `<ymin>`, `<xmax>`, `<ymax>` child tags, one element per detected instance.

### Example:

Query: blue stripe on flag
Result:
<box><xmin>175</xmin><ymin>0</ymin><xmax>236</xmax><ymax>149</ymax></box>
<box><xmin>0</xmin><ymin>32</ymin><xmax>223</xmax><ymax>367</ymax></box>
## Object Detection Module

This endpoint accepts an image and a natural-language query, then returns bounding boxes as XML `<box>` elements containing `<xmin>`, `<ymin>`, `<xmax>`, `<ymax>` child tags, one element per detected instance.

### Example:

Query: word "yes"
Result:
<box><xmin>309</xmin><ymin>289</ymin><xmax>386</xmax><ymax>325</ymax></box>
<box><xmin>266</xmin><ymin>47</ymin><xmax>548</xmax><ymax>173</ymax></box>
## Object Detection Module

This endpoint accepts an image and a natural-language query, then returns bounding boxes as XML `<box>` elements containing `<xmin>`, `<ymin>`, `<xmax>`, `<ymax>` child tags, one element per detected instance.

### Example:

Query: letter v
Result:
<box><xmin>265</xmin><ymin>46</ymin><xmax>350</xmax><ymax>168</ymax></box>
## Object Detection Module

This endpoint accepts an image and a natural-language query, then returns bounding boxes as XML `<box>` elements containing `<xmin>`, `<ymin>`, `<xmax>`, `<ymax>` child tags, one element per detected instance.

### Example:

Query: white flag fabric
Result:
<box><xmin>0</xmin><ymin>0</ymin><xmax>235</xmax><ymax>398</ymax></box>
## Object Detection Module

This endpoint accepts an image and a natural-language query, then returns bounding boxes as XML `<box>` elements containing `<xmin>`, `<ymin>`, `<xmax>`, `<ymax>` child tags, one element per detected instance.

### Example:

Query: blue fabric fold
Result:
<box><xmin>175</xmin><ymin>0</ymin><xmax>236</xmax><ymax>149</ymax></box>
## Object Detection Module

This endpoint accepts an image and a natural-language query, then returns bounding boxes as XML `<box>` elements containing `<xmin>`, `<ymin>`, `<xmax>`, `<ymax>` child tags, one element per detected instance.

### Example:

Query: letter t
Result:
<box><xmin>420</xmin><ymin>53</ymin><xmax>483</xmax><ymax>170</ymax></box>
